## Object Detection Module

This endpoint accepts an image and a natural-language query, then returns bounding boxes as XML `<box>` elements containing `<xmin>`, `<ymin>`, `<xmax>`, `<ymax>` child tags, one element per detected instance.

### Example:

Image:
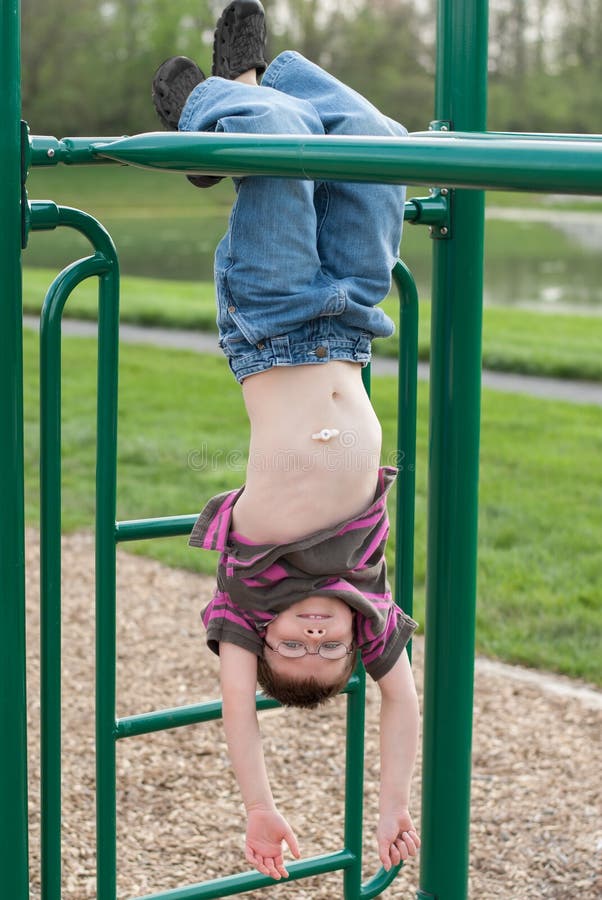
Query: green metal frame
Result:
<box><xmin>34</xmin><ymin>200</ymin><xmax>418</xmax><ymax>898</ymax></box>
<box><xmin>3</xmin><ymin>0</ymin><xmax>602</xmax><ymax>897</ymax></box>
<box><xmin>29</xmin><ymin>130</ymin><xmax>602</xmax><ymax>193</ymax></box>
<box><xmin>0</xmin><ymin>3</ymin><xmax>29</xmax><ymax>900</ymax></box>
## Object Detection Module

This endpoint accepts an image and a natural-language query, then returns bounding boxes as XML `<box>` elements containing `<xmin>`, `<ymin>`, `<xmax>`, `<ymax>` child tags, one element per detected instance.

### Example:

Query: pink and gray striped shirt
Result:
<box><xmin>189</xmin><ymin>466</ymin><xmax>417</xmax><ymax>680</ymax></box>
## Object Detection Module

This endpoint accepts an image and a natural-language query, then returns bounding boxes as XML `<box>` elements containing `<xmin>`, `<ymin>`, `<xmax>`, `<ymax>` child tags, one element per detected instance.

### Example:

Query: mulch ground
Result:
<box><xmin>24</xmin><ymin>531</ymin><xmax>601</xmax><ymax>899</ymax></box>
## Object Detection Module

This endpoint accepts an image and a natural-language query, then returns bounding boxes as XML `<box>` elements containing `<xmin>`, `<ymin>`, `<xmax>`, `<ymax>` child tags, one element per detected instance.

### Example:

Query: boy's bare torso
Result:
<box><xmin>231</xmin><ymin>361</ymin><xmax>381</xmax><ymax>544</ymax></box>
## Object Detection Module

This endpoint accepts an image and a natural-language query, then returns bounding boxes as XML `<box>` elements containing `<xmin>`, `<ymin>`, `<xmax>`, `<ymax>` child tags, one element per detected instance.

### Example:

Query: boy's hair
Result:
<box><xmin>256</xmin><ymin>652</ymin><xmax>357</xmax><ymax>709</ymax></box>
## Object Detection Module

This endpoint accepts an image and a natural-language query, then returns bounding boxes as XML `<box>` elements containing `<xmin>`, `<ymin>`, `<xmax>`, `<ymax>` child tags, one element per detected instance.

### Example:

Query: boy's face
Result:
<box><xmin>264</xmin><ymin>595</ymin><xmax>354</xmax><ymax>684</ymax></box>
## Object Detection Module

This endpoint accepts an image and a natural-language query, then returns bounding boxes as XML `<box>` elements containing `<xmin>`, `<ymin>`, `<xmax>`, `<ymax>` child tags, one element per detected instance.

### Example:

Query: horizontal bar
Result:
<box><xmin>28</xmin><ymin>131</ymin><xmax>602</xmax><ymax>194</ymax></box>
<box><xmin>419</xmin><ymin>129</ymin><xmax>602</xmax><ymax>142</ymax></box>
<box><xmin>116</xmin><ymin>674</ymin><xmax>362</xmax><ymax>739</ymax></box>
<box><xmin>133</xmin><ymin>850</ymin><xmax>355</xmax><ymax>900</ymax></box>
<box><xmin>115</xmin><ymin>515</ymin><xmax>197</xmax><ymax>542</ymax></box>
<box><xmin>29</xmin><ymin>135</ymin><xmax>127</xmax><ymax>167</ymax></box>
<box><xmin>91</xmin><ymin>132</ymin><xmax>602</xmax><ymax>194</ymax></box>
<box><xmin>26</xmin><ymin>153</ymin><xmax>442</xmax><ymax>229</ymax></box>
<box><xmin>29</xmin><ymin>130</ymin><xmax>601</xmax><ymax>170</ymax></box>
<box><xmin>115</xmin><ymin>695</ymin><xmax>278</xmax><ymax>738</ymax></box>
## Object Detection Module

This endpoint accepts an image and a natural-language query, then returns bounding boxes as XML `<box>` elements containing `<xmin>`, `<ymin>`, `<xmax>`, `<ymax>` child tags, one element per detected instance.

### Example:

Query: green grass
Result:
<box><xmin>25</xmin><ymin>166</ymin><xmax>235</xmax><ymax>281</ymax></box>
<box><xmin>24</xmin><ymin>266</ymin><xmax>602</xmax><ymax>381</ymax></box>
<box><xmin>23</xmin><ymin>328</ymin><xmax>602</xmax><ymax>685</ymax></box>
<box><xmin>479</xmin><ymin>306</ymin><xmax>602</xmax><ymax>380</ymax></box>
<box><xmin>23</xmin><ymin>168</ymin><xmax>602</xmax><ymax>381</ymax></box>
<box><xmin>486</xmin><ymin>190</ymin><xmax>602</xmax><ymax>212</ymax></box>
<box><xmin>25</xmin><ymin>168</ymin><xmax>602</xmax><ymax>310</ymax></box>
<box><xmin>378</xmin><ymin>298</ymin><xmax>602</xmax><ymax>381</ymax></box>
<box><xmin>24</xmin><ymin>267</ymin><xmax>218</xmax><ymax>331</ymax></box>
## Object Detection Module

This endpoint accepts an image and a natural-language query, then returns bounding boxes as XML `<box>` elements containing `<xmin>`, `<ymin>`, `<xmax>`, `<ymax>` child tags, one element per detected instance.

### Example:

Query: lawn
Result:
<box><xmin>25</xmin><ymin>166</ymin><xmax>602</xmax><ymax>308</ymax></box>
<box><xmin>23</xmin><ymin>266</ymin><xmax>602</xmax><ymax>381</ymax></box>
<box><xmin>22</xmin><ymin>327</ymin><xmax>602</xmax><ymax>685</ymax></box>
<box><xmin>23</xmin><ymin>166</ymin><xmax>602</xmax><ymax>383</ymax></box>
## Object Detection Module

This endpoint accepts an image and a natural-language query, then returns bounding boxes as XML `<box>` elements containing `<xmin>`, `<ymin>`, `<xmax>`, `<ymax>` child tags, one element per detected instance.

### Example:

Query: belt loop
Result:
<box><xmin>270</xmin><ymin>335</ymin><xmax>292</xmax><ymax>364</ymax></box>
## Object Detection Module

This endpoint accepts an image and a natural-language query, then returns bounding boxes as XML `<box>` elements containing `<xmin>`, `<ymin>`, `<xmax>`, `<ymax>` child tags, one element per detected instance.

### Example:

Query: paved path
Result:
<box><xmin>24</xmin><ymin>315</ymin><xmax>602</xmax><ymax>406</ymax></box>
<box><xmin>474</xmin><ymin>653</ymin><xmax>601</xmax><ymax>709</ymax></box>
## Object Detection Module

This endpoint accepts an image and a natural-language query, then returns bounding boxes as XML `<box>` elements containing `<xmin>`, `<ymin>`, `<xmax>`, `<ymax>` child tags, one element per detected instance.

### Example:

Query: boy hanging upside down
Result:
<box><xmin>152</xmin><ymin>0</ymin><xmax>420</xmax><ymax>880</ymax></box>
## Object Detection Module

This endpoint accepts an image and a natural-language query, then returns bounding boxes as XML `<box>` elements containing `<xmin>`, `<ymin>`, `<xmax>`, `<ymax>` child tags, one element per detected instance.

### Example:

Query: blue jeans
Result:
<box><xmin>179</xmin><ymin>51</ymin><xmax>407</xmax><ymax>382</ymax></box>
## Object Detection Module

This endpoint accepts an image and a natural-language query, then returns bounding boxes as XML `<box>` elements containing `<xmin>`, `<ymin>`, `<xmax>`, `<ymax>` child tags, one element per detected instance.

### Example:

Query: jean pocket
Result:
<box><xmin>215</xmin><ymin>266</ymin><xmax>259</xmax><ymax>346</ymax></box>
<box><xmin>218</xmin><ymin>333</ymin><xmax>256</xmax><ymax>360</ymax></box>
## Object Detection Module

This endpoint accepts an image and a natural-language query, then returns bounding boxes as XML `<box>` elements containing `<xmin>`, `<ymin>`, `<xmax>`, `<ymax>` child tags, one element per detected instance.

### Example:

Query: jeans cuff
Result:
<box><xmin>261</xmin><ymin>50</ymin><xmax>301</xmax><ymax>92</ymax></box>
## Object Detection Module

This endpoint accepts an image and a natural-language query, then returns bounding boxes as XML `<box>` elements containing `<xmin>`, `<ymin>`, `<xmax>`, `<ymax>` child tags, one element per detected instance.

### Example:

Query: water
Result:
<box><xmin>483</xmin><ymin>207</ymin><xmax>602</xmax><ymax>314</ymax></box>
<box><xmin>24</xmin><ymin>168</ymin><xmax>602</xmax><ymax>313</ymax></box>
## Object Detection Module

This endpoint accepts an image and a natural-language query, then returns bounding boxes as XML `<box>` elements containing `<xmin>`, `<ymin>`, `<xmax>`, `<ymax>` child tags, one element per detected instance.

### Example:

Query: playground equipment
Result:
<box><xmin>2</xmin><ymin>0</ymin><xmax>602</xmax><ymax>898</ymax></box>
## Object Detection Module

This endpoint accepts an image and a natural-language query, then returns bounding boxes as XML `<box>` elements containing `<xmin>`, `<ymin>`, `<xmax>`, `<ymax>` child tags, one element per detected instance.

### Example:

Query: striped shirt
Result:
<box><xmin>189</xmin><ymin>466</ymin><xmax>417</xmax><ymax>680</ymax></box>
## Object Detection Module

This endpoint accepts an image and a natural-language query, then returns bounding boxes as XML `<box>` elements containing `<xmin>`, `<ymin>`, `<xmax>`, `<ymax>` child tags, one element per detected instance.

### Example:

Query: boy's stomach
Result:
<box><xmin>231</xmin><ymin>361</ymin><xmax>382</xmax><ymax>544</ymax></box>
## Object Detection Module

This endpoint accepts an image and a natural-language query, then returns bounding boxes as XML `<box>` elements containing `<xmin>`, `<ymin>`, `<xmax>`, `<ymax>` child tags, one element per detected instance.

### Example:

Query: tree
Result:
<box><xmin>266</xmin><ymin>0</ymin><xmax>434</xmax><ymax>131</ymax></box>
<box><xmin>21</xmin><ymin>0</ymin><xmax>601</xmax><ymax>137</ymax></box>
<box><xmin>22</xmin><ymin>0</ymin><xmax>215</xmax><ymax>135</ymax></box>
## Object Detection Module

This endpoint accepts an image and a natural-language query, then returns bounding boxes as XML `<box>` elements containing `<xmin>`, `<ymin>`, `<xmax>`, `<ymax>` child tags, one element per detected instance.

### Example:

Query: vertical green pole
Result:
<box><xmin>39</xmin><ymin>250</ymin><xmax>113</xmax><ymax>900</ymax></box>
<box><xmin>96</xmin><ymin>264</ymin><xmax>120</xmax><ymax>900</ymax></box>
<box><xmin>419</xmin><ymin>1</ymin><xmax>488</xmax><ymax>899</ymax></box>
<box><xmin>341</xmin><ymin>365</ymin><xmax>371</xmax><ymax>897</ymax></box>
<box><xmin>37</xmin><ymin>205</ymin><xmax>119</xmax><ymax>900</ymax></box>
<box><xmin>0</xmin><ymin>1</ymin><xmax>30</xmax><ymax>898</ymax></box>
<box><xmin>343</xmin><ymin>667</ymin><xmax>366</xmax><ymax>899</ymax></box>
<box><xmin>393</xmin><ymin>261</ymin><xmax>418</xmax><ymax>633</ymax></box>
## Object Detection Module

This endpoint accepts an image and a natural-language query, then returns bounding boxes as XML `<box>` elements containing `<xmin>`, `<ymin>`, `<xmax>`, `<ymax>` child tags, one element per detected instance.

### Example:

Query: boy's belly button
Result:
<box><xmin>311</xmin><ymin>428</ymin><xmax>340</xmax><ymax>442</ymax></box>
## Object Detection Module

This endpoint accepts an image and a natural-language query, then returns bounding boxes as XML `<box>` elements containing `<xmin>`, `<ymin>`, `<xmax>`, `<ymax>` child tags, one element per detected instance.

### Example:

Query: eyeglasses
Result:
<box><xmin>264</xmin><ymin>639</ymin><xmax>355</xmax><ymax>660</ymax></box>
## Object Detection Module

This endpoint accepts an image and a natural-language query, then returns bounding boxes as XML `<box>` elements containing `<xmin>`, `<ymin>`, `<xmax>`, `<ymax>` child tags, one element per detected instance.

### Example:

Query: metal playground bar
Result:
<box><xmin>1</xmin><ymin>0</ymin><xmax>601</xmax><ymax>898</ymax></box>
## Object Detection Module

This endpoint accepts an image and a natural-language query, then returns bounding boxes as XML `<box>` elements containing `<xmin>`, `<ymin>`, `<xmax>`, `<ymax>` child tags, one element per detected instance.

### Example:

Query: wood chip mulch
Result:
<box><xmin>24</xmin><ymin>531</ymin><xmax>601</xmax><ymax>899</ymax></box>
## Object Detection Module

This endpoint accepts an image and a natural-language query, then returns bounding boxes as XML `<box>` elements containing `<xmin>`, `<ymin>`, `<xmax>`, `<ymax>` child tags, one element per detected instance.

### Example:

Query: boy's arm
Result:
<box><xmin>375</xmin><ymin>648</ymin><xmax>421</xmax><ymax>870</ymax></box>
<box><xmin>219</xmin><ymin>642</ymin><xmax>300</xmax><ymax>879</ymax></box>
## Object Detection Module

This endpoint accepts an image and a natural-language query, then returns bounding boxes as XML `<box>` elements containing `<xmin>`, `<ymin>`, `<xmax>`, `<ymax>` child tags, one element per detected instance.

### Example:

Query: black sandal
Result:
<box><xmin>212</xmin><ymin>0</ymin><xmax>267</xmax><ymax>80</ymax></box>
<box><xmin>152</xmin><ymin>56</ymin><xmax>223</xmax><ymax>188</ymax></box>
<box><xmin>152</xmin><ymin>56</ymin><xmax>205</xmax><ymax>129</ymax></box>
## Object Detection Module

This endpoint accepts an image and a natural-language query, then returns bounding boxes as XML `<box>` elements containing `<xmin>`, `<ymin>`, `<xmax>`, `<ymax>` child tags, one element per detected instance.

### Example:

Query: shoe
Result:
<box><xmin>212</xmin><ymin>0</ymin><xmax>267</xmax><ymax>80</ymax></box>
<box><xmin>152</xmin><ymin>56</ymin><xmax>222</xmax><ymax>188</ymax></box>
<box><xmin>152</xmin><ymin>56</ymin><xmax>206</xmax><ymax>129</ymax></box>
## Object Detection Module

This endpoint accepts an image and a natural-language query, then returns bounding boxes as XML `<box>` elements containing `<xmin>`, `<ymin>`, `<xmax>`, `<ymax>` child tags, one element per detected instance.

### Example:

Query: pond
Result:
<box><xmin>24</xmin><ymin>167</ymin><xmax>602</xmax><ymax>313</ymax></box>
<box><xmin>482</xmin><ymin>206</ymin><xmax>602</xmax><ymax>313</ymax></box>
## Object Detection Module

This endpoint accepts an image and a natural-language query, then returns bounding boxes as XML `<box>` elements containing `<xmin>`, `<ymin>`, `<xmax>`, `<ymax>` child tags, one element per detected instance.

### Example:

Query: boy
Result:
<box><xmin>152</xmin><ymin>0</ymin><xmax>420</xmax><ymax>881</ymax></box>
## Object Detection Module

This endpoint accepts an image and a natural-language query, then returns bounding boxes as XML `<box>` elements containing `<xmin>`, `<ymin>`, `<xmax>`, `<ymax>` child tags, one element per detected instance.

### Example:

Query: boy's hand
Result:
<box><xmin>377</xmin><ymin>809</ymin><xmax>420</xmax><ymax>871</ymax></box>
<box><xmin>245</xmin><ymin>807</ymin><xmax>301</xmax><ymax>880</ymax></box>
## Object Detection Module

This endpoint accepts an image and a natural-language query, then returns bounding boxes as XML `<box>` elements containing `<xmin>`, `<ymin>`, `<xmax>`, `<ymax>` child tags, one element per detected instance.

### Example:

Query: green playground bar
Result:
<box><xmin>28</xmin><ymin>130</ymin><xmax>602</xmax><ymax>194</ymax></box>
<box><xmin>2</xmin><ymin>0</ymin><xmax>602</xmax><ymax>898</ymax></box>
